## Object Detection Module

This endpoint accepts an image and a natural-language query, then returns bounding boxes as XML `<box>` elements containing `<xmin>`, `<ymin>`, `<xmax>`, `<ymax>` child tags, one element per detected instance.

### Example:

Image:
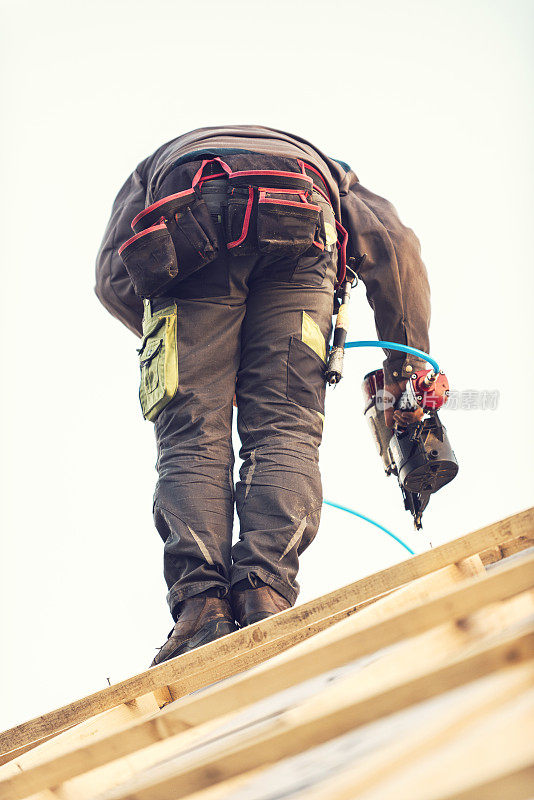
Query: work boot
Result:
<box><xmin>231</xmin><ymin>582</ymin><xmax>292</xmax><ymax>628</ymax></box>
<box><xmin>150</xmin><ymin>594</ymin><xmax>236</xmax><ymax>667</ymax></box>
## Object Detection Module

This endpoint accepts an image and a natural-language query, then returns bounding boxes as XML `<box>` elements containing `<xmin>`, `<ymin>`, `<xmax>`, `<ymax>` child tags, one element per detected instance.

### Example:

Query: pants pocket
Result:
<box><xmin>257</xmin><ymin>189</ymin><xmax>321</xmax><ymax>258</ymax></box>
<box><xmin>286</xmin><ymin>336</ymin><xmax>326</xmax><ymax>414</ymax></box>
<box><xmin>119</xmin><ymin>223</ymin><xmax>178</xmax><ymax>298</ymax></box>
<box><xmin>138</xmin><ymin>302</ymin><xmax>178</xmax><ymax>421</ymax></box>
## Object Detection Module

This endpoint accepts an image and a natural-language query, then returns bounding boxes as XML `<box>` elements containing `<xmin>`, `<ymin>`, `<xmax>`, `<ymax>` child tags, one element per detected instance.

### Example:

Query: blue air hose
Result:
<box><xmin>323</xmin><ymin>339</ymin><xmax>440</xmax><ymax>555</ymax></box>
<box><xmin>345</xmin><ymin>341</ymin><xmax>440</xmax><ymax>374</ymax></box>
<box><xmin>323</xmin><ymin>500</ymin><xmax>415</xmax><ymax>556</ymax></box>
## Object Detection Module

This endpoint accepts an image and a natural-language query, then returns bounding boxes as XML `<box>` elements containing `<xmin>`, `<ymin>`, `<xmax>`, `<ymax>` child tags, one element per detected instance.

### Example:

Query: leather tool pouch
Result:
<box><xmin>225</xmin><ymin>170</ymin><xmax>321</xmax><ymax>258</ymax></box>
<box><xmin>120</xmin><ymin>188</ymin><xmax>219</xmax><ymax>298</ymax></box>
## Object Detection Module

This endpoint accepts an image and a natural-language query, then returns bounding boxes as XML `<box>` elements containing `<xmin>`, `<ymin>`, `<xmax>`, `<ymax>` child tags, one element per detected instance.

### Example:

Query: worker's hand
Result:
<box><xmin>383</xmin><ymin>379</ymin><xmax>425</xmax><ymax>429</ymax></box>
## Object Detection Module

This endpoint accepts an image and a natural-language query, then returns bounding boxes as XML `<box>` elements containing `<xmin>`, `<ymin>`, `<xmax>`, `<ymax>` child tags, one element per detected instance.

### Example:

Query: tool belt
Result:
<box><xmin>119</xmin><ymin>157</ymin><xmax>348</xmax><ymax>298</ymax></box>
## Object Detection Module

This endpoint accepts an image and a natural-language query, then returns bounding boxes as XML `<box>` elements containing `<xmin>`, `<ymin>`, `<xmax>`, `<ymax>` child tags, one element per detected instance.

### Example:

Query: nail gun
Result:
<box><xmin>362</xmin><ymin>369</ymin><xmax>459</xmax><ymax>529</ymax></box>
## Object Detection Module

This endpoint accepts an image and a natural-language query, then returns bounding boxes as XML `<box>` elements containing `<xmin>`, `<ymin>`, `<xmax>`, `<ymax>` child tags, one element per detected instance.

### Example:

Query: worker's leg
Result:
<box><xmin>232</xmin><ymin>243</ymin><xmax>337</xmax><ymax>605</ymax></box>
<box><xmin>151</xmin><ymin>203</ymin><xmax>250</xmax><ymax>621</ymax></box>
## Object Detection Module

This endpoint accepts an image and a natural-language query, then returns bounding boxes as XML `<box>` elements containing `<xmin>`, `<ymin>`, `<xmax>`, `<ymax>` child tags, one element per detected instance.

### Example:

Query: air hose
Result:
<box><xmin>323</xmin><ymin>339</ymin><xmax>439</xmax><ymax>555</ymax></box>
<box><xmin>323</xmin><ymin>500</ymin><xmax>415</xmax><ymax>555</ymax></box>
<box><xmin>344</xmin><ymin>341</ymin><xmax>440</xmax><ymax>374</ymax></box>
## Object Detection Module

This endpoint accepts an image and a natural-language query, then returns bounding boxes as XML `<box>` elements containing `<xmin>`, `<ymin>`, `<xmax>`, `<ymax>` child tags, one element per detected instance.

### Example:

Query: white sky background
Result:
<box><xmin>0</xmin><ymin>0</ymin><xmax>532</xmax><ymax>731</ymax></box>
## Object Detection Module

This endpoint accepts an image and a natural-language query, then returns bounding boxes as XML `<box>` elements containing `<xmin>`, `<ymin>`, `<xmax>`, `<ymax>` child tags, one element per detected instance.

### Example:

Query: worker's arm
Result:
<box><xmin>338</xmin><ymin>167</ymin><xmax>431</xmax><ymax>384</ymax></box>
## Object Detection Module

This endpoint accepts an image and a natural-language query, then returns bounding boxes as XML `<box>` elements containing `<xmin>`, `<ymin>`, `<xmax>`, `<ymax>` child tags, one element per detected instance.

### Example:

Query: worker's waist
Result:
<box><xmin>200</xmin><ymin>177</ymin><xmax>331</xmax><ymax>210</ymax></box>
<box><xmin>155</xmin><ymin>153</ymin><xmax>333</xmax><ymax>208</ymax></box>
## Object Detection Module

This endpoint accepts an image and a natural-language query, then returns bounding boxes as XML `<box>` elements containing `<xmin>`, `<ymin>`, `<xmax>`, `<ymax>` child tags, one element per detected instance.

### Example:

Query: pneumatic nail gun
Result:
<box><xmin>362</xmin><ymin>369</ymin><xmax>459</xmax><ymax>529</ymax></box>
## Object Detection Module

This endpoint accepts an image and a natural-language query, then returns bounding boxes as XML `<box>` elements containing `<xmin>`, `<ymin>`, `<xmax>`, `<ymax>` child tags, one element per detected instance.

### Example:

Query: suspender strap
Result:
<box><xmin>191</xmin><ymin>157</ymin><xmax>232</xmax><ymax>188</ymax></box>
<box><xmin>297</xmin><ymin>159</ymin><xmax>332</xmax><ymax>204</ymax></box>
<box><xmin>335</xmin><ymin>220</ymin><xmax>348</xmax><ymax>286</ymax></box>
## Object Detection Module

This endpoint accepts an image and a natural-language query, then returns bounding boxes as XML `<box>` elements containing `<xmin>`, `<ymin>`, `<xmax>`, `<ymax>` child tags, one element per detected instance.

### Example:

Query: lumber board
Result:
<box><xmin>351</xmin><ymin>690</ymin><xmax>534</xmax><ymax>800</ymax></box>
<box><xmin>0</xmin><ymin>558</ymin><xmax>502</xmax><ymax>791</ymax></box>
<box><xmin>157</xmin><ymin>664</ymin><xmax>534</xmax><ymax>800</ymax></box>
<box><xmin>1</xmin><ymin>506</ymin><xmax>531</xmax><ymax>757</ymax></box>
<box><xmin>162</xmin><ymin>556</ymin><xmax>484</xmax><ymax>702</ymax></box>
<box><xmin>0</xmin><ymin>598</ymin><xmax>374</xmax><ymax>773</ymax></box>
<box><xmin>0</xmin><ymin>733</ymin><xmax>69</xmax><ymax>769</ymax></box>
<box><xmin>479</xmin><ymin>534</ymin><xmax>534</xmax><ymax>566</ymax></box>
<box><xmin>150</xmin><ymin>556</ymin><xmax>534</xmax><ymax>734</ymax></box>
<box><xmin>42</xmin><ymin>595</ymin><xmax>532</xmax><ymax>800</ymax></box>
<box><xmin>0</xmin><ymin>695</ymin><xmax>161</xmax><ymax>780</ymax></box>
<box><xmin>12</xmin><ymin>590</ymin><xmax>534</xmax><ymax>800</ymax></box>
<box><xmin>2</xmin><ymin>560</ymin><xmax>487</xmax><ymax>800</ymax></box>
<box><xmin>91</xmin><ymin>625</ymin><xmax>534</xmax><ymax>800</ymax></box>
<box><xmin>1</xmin><ymin>560</ymin><xmax>473</xmax><ymax>780</ymax></box>
<box><xmin>436</xmin><ymin>768</ymin><xmax>534</xmax><ymax>800</ymax></box>
<box><xmin>2</xmin><ymin>555</ymin><xmax>515</xmax><ymax>797</ymax></box>
<box><xmin>161</xmin><ymin>596</ymin><xmax>385</xmax><ymax>702</ymax></box>
<box><xmin>22</xmin><ymin>718</ymin><xmax>235</xmax><ymax>800</ymax></box>
<box><xmin>298</xmin><ymin>662</ymin><xmax>534</xmax><ymax>800</ymax></box>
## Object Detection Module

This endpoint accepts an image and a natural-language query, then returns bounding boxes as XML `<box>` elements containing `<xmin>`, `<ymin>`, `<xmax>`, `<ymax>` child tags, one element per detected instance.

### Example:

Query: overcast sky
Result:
<box><xmin>1</xmin><ymin>0</ymin><xmax>533</xmax><ymax>732</ymax></box>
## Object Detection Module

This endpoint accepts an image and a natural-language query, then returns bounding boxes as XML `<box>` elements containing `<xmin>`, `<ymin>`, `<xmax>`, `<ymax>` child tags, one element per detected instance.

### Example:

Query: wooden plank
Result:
<box><xmin>479</xmin><ymin>535</ymin><xmax>534</xmax><ymax>566</ymax></box>
<box><xmin>351</xmin><ymin>690</ymin><xmax>534</xmax><ymax>800</ymax></box>
<box><xmin>0</xmin><ymin>695</ymin><xmax>161</xmax><ymax>780</ymax></box>
<box><xmin>25</xmin><ymin>589</ymin><xmax>534</xmax><ymax>800</ymax></box>
<box><xmin>437</xmin><ymin>767</ymin><xmax>534</xmax><ymax>800</ymax></box>
<box><xmin>180</xmin><ymin>663</ymin><xmax>534</xmax><ymax>800</ymax></box>
<box><xmin>5</xmin><ymin>556</ymin><xmax>532</xmax><ymax>800</ymax></box>
<box><xmin>91</xmin><ymin>626</ymin><xmax>534</xmax><ymax>800</ymax></box>
<box><xmin>24</xmin><ymin>560</ymin><xmax>479</xmax><ymax>783</ymax></box>
<box><xmin>25</xmin><ymin>718</ymin><xmax>235</xmax><ymax>800</ymax></box>
<box><xmin>298</xmin><ymin>662</ymin><xmax>534</xmax><ymax>800</ymax></box>
<box><xmin>6</xmin><ymin>560</ymin><xmax>483</xmax><ymax>800</ymax></box>
<box><xmin>159</xmin><ymin>555</ymin><xmax>534</xmax><ymax>732</ymax></box>
<box><xmin>0</xmin><ymin>599</ymin><xmax>371</xmax><ymax>776</ymax></box>
<box><xmin>2</xmin><ymin>507</ymin><xmax>531</xmax><ymax>756</ymax></box>
<box><xmin>59</xmin><ymin>597</ymin><xmax>534</xmax><ymax>800</ymax></box>
<box><xmin>0</xmin><ymin>733</ymin><xmax>70</xmax><ymax>769</ymax></box>
<box><xmin>162</xmin><ymin>557</ymin><xmax>484</xmax><ymax>702</ymax></box>
<box><xmin>0</xmin><ymin>557</ymin><xmax>481</xmax><ymax>789</ymax></box>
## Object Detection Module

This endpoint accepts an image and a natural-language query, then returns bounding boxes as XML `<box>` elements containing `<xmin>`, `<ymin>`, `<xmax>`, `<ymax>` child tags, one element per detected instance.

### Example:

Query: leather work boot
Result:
<box><xmin>150</xmin><ymin>594</ymin><xmax>236</xmax><ymax>667</ymax></box>
<box><xmin>231</xmin><ymin>583</ymin><xmax>292</xmax><ymax>628</ymax></box>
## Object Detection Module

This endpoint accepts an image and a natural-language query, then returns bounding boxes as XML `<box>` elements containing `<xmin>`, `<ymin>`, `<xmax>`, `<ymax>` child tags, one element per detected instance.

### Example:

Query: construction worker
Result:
<box><xmin>95</xmin><ymin>126</ymin><xmax>430</xmax><ymax>665</ymax></box>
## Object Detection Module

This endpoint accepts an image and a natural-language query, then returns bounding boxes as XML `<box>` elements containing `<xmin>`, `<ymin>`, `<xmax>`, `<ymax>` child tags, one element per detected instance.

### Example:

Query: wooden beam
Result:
<box><xmin>4</xmin><ymin>561</ymin><xmax>483</xmax><ymax>800</ymax></box>
<box><xmin>298</xmin><ymin>662</ymin><xmax>534</xmax><ymax>800</ymax></box>
<box><xmin>182</xmin><ymin>664</ymin><xmax>534</xmax><ymax>800</ymax></box>
<box><xmin>1</xmin><ymin>507</ymin><xmax>531</xmax><ymax>757</ymax></box>
<box><xmin>25</xmin><ymin>591</ymin><xmax>534</xmax><ymax>800</ymax></box>
<box><xmin>91</xmin><ymin>626</ymin><xmax>534</xmax><ymax>800</ymax></box>
<box><xmin>0</xmin><ymin>561</ymin><xmax>470</xmax><ymax>780</ymax></box>
<box><xmin>348</xmin><ymin>690</ymin><xmax>534</xmax><ymax>800</ymax></box>
<box><xmin>435</xmin><ymin>767</ymin><xmax>534</xmax><ymax>800</ymax></box>
<box><xmin>479</xmin><ymin>535</ymin><xmax>534</xmax><ymax>566</ymax></box>
<box><xmin>161</xmin><ymin>555</ymin><xmax>534</xmax><ymax>733</ymax></box>
<box><xmin>162</xmin><ymin>557</ymin><xmax>484</xmax><ymax>702</ymax></box>
<box><xmin>0</xmin><ymin>694</ymin><xmax>161</xmax><ymax>780</ymax></box>
<box><xmin>0</xmin><ymin>598</ymin><xmax>376</xmax><ymax>773</ymax></box>
<box><xmin>3</xmin><ymin>554</ymin><xmax>532</xmax><ymax>800</ymax></box>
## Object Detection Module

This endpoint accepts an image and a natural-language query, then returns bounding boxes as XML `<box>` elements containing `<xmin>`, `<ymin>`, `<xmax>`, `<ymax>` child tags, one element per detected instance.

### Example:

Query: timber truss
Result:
<box><xmin>0</xmin><ymin>508</ymin><xmax>533</xmax><ymax>800</ymax></box>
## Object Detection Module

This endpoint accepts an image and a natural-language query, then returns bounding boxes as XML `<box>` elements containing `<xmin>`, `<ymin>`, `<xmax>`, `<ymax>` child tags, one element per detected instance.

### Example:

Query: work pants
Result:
<box><xmin>149</xmin><ymin>167</ymin><xmax>337</xmax><ymax>619</ymax></box>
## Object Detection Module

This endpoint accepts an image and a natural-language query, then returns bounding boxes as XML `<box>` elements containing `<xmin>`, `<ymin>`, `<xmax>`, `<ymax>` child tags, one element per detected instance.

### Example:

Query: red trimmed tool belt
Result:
<box><xmin>119</xmin><ymin>157</ymin><xmax>347</xmax><ymax>298</ymax></box>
